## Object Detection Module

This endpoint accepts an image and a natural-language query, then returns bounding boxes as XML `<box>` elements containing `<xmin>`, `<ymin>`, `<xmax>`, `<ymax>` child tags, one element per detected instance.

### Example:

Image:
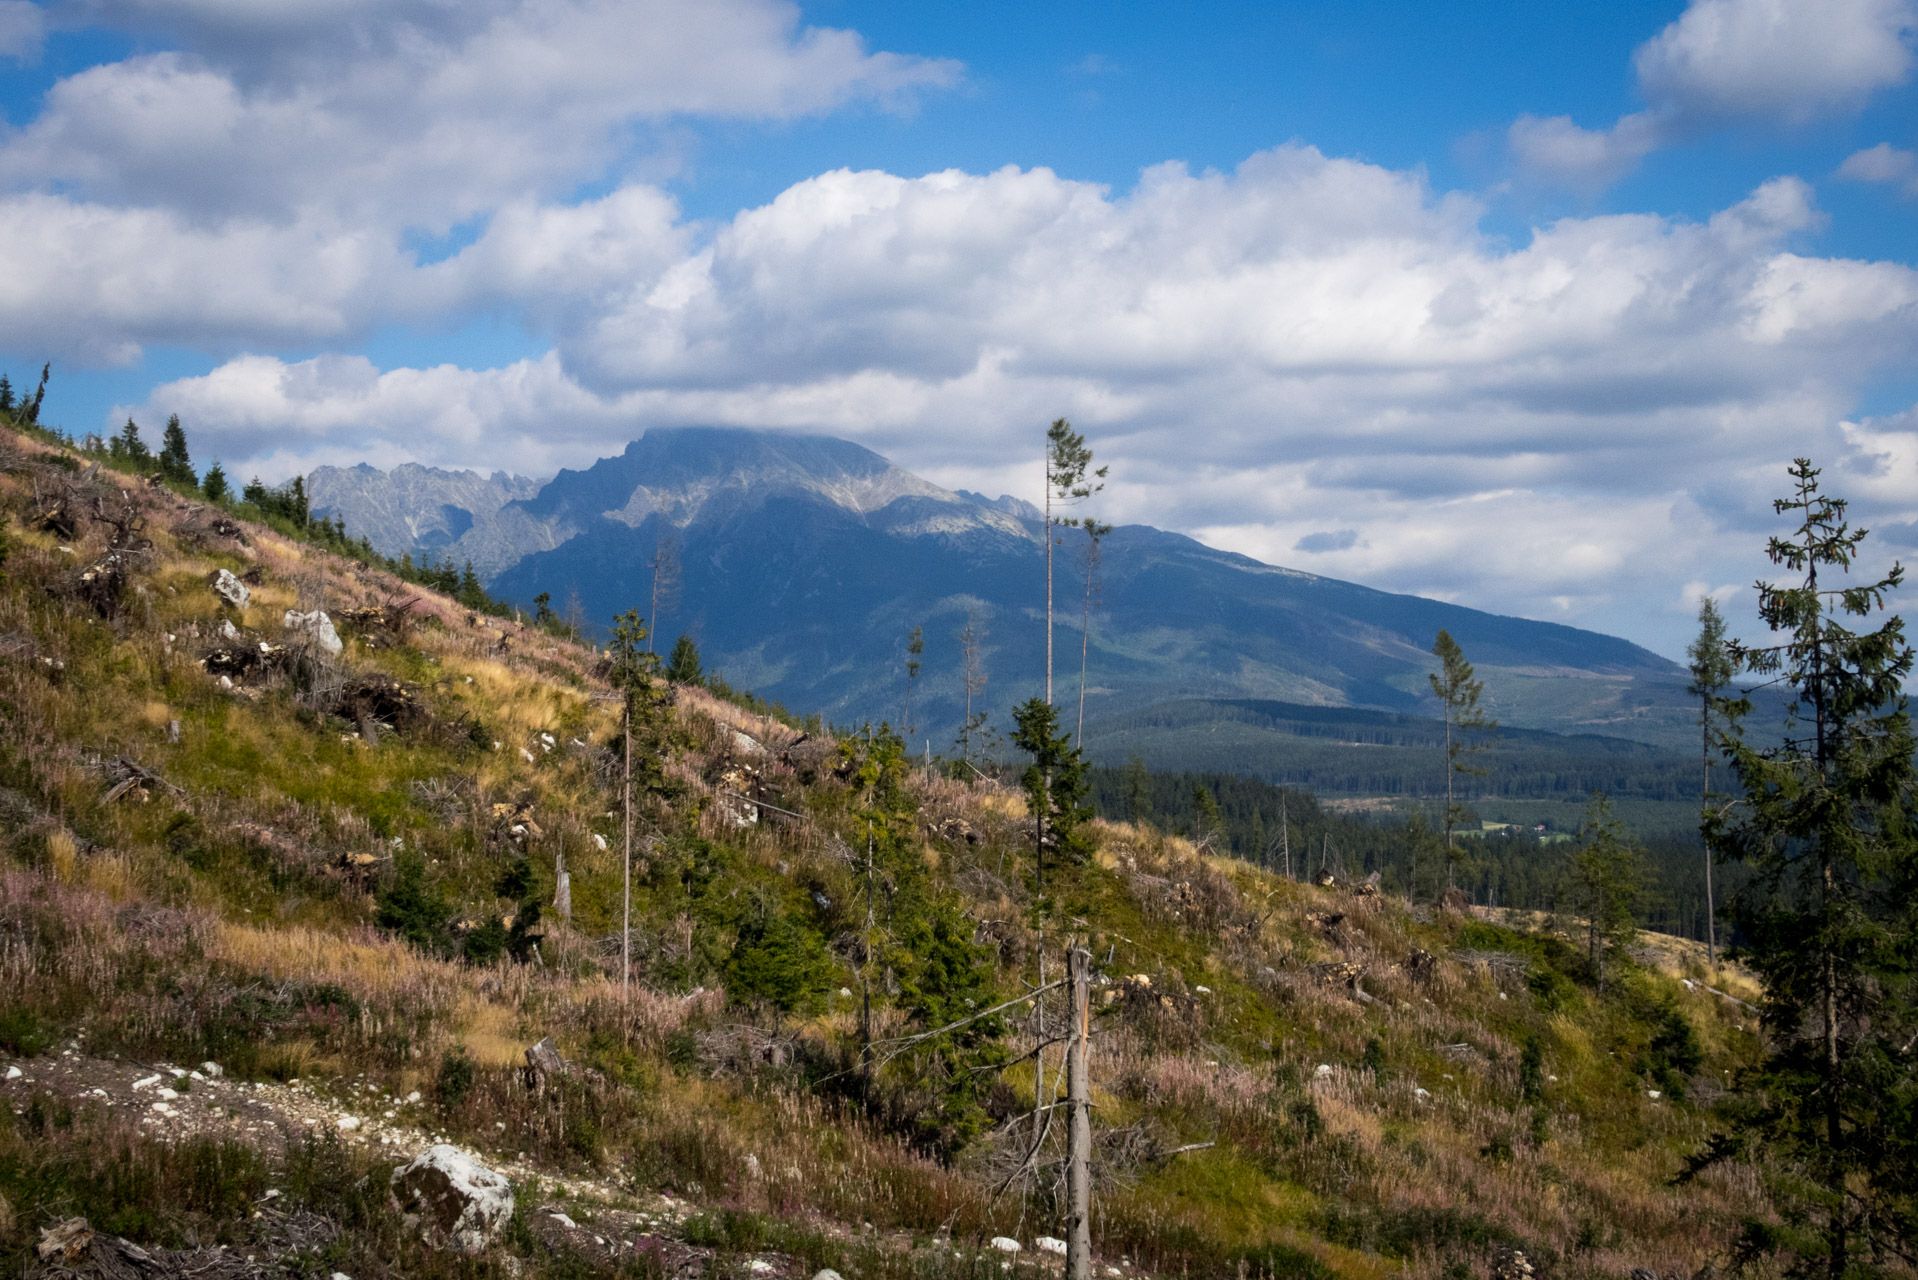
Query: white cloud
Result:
<box><xmin>0</xmin><ymin>0</ymin><xmax>958</xmax><ymax>360</ymax></box>
<box><xmin>1512</xmin><ymin>0</ymin><xmax>1917</xmax><ymax>186</ymax></box>
<box><xmin>1635</xmin><ymin>0</ymin><xmax>1915</xmax><ymax>123</ymax></box>
<box><xmin>121</xmin><ymin>154</ymin><xmax>1918</xmax><ymax>655</ymax></box>
<box><xmin>1507</xmin><ymin>111</ymin><xmax>1664</xmax><ymax>192</ymax></box>
<box><xmin>1</xmin><ymin>0</ymin><xmax>960</xmax><ymax>226</ymax></box>
<box><xmin>0</xmin><ymin>1</ymin><xmax>44</xmax><ymax>60</ymax></box>
<box><xmin>1838</xmin><ymin>142</ymin><xmax>1918</xmax><ymax>196</ymax></box>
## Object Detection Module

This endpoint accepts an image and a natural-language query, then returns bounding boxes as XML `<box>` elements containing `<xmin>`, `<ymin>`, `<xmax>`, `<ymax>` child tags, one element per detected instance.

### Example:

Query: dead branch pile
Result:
<box><xmin>29</xmin><ymin>1208</ymin><xmax>339</xmax><ymax>1280</ymax></box>
<box><xmin>199</xmin><ymin>641</ymin><xmax>287</xmax><ymax>682</ymax></box>
<box><xmin>335</xmin><ymin>595</ymin><xmax>421</xmax><ymax>648</ymax></box>
<box><xmin>174</xmin><ymin>509</ymin><xmax>248</xmax><ymax>548</ymax></box>
<box><xmin>60</xmin><ymin>492</ymin><xmax>154</xmax><ymax>621</ymax></box>
<box><xmin>89</xmin><ymin>754</ymin><xmax>184</xmax><ymax>804</ymax></box>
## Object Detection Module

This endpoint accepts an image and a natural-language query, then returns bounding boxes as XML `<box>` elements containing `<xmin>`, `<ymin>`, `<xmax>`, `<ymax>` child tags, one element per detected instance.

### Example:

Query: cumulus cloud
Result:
<box><xmin>1511</xmin><ymin>0</ymin><xmax>1917</xmax><ymax>186</ymax></box>
<box><xmin>1838</xmin><ymin>142</ymin><xmax>1918</xmax><ymax>196</ymax></box>
<box><xmin>119</xmin><ymin>153</ymin><xmax>1918</xmax><ymax>651</ymax></box>
<box><xmin>1635</xmin><ymin>0</ymin><xmax>1915</xmax><ymax>123</ymax></box>
<box><xmin>0</xmin><ymin>0</ymin><xmax>959</xmax><ymax>226</ymax></box>
<box><xmin>0</xmin><ymin>0</ymin><xmax>959</xmax><ymax>360</ymax></box>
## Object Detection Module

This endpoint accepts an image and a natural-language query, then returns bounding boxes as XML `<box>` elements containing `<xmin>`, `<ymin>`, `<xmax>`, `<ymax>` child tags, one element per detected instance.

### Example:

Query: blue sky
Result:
<box><xmin>0</xmin><ymin>0</ymin><xmax>1915</xmax><ymax>660</ymax></box>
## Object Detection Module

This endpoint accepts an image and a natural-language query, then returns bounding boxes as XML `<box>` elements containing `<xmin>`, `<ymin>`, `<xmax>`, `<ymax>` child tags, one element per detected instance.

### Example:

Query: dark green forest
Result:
<box><xmin>1088</xmin><ymin>697</ymin><xmax>1703</xmax><ymax>801</ymax></box>
<box><xmin>1089</xmin><ymin>764</ymin><xmax>1739</xmax><ymax>944</ymax></box>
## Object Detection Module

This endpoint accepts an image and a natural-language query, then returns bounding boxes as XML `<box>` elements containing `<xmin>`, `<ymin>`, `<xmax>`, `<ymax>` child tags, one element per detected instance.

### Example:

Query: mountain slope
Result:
<box><xmin>308</xmin><ymin>426</ymin><xmax>1698</xmax><ymax>749</ymax></box>
<box><xmin>309</xmin><ymin>461</ymin><xmax>544</xmax><ymax>571</ymax></box>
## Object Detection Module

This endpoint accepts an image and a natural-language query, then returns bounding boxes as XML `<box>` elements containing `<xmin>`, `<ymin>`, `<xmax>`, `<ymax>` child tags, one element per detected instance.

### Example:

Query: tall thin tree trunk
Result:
<box><xmin>1808</xmin><ymin>545</ymin><xmax>1846</xmax><ymax>1280</ymax></box>
<box><xmin>1033</xmin><ymin>942</ymin><xmax>1046</xmax><ymax>1157</ymax></box>
<box><xmin>1045</xmin><ymin>466</ymin><xmax>1053</xmax><ymax>706</ymax></box>
<box><xmin>1065</xmin><ymin>945</ymin><xmax>1092</xmax><ymax>1280</ymax></box>
<box><xmin>622</xmin><ymin>700</ymin><xmax>632</xmax><ymax>1002</ymax></box>
<box><xmin>862</xmin><ymin>826</ymin><xmax>874</xmax><ymax>1106</ymax></box>
<box><xmin>1444</xmin><ymin>712</ymin><xmax>1456</xmax><ymax>888</ymax></box>
<box><xmin>1280</xmin><ymin>795</ymin><xmax>1290</xmax><ymax>880</ymax></box>
<box><xmin>1077</xmin><ymin>558</ymin><xmax>1093</xmax><ymax>743</ymax></box>
<box><xmin>1703</xmin><ymin>699</ymin><xmax>1717</xmax><ymax>965</ymax></box>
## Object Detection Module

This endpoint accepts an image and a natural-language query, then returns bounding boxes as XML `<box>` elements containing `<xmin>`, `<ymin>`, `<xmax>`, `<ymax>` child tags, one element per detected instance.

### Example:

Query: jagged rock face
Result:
<box><xmin>309</xmin><ymin>462</ymin><xmax>543</xmax><ymax>572</ymax></box>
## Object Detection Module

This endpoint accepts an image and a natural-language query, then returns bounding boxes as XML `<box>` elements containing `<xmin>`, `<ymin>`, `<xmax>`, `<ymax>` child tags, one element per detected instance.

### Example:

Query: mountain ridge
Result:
<box><xmin>313</xmin><ymin>426</ymin><xmax>1695</xmax><ymax>751</ymax></box>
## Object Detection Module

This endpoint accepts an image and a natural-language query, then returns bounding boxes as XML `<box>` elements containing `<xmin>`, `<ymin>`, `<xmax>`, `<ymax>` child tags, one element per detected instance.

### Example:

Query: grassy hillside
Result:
<box><xmin>0</xmin><ymin>423</ymin><xmax>1789</xmax><ymax>1280</ymax></box>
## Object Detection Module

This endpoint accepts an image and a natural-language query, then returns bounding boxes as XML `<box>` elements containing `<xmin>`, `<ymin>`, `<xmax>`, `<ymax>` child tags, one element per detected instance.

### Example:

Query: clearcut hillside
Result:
<box><xmin>0</xmin><ymin>419</ymin><xmax>1787</xmax><ymax>1280</ymax></box>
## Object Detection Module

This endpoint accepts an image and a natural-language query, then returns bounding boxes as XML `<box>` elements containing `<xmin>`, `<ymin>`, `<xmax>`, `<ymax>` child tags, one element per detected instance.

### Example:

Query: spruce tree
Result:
<box><xmin>0</xmin><ymin>375</ymin><xmax>12</xmax><ymax>416</ymax></box>
<box><xmin>201</xmin><ymin>463</ymin><xmax>230</xmax><ymax>503</ymax></box>
<box><xmin>1192</xmin><ymin>784</ymin><xmax>1225</xmax><ymax>849</ymax></box>
<box><xmin>110</xmin><ymin>418</ymin><xmax>153</xmax><ymax>472</ymax></box>
<box><xmin>1686</xmin><ymin>595</ymin><xmax>1737</xmax><ymax>964</ymax></box>
<box><xmin>665</xmin><ymin>633</ymin><xmax>703</xmax><ymax>685</ymax></box>
<box><xmin>1566</xmin><ymin>793</ymin><xmax>1641</xmax><ymax>990</ymax></box>
<box><xmin>158</xmin><ymin>415</ymin><xmax>194</xmax><ymax>486</ymax></box>
<box><xmin>1704</xmin><ymin>458</ymin><xmax>1916</xmax><ymax>1278</ymax></box>
<box><xmin>1428</xmin><ymin>629</ymin><xmax>1497</xmax><ymax>891</ymax></box>
<box><xmin>1011</xmin><ymin>696</ymin><xmax>1094</xmax><ymax>894</ymax></box>
<box><xmin>1123</xmin><ymin>753</ymin><xmax>1150</xmax><ymax>825</ymax></box>
<box><xmin>456</xmin><ymin>561</ymin><xmax>485</xmax><ymax>609</ymax></box>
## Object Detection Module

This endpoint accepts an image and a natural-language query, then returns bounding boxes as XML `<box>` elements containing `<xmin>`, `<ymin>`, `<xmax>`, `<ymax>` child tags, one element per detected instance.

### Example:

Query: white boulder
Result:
<box><xmin>1036</xmin><ymin>1236</ymin><xmax>1068</xmax><ymax>1255</ymax></box>
<box><xmin>209</xmin><ymin>569</ymin><xmax>249</xmax><ymax>610</ymax></box>
<box><xmin>391</xmin><ymin>1145</ymin><xmax>514</xmax><ymax>1253</ymax></box>
<box><xmin>990</xmin><ymin>1237</ymin><xmax>1022</xmax><ymax>1253</ymax></box>
<box><xmin>283</xmin><ymin>610</ymin><xmax>343</xmax><ymax>655</ymax></box>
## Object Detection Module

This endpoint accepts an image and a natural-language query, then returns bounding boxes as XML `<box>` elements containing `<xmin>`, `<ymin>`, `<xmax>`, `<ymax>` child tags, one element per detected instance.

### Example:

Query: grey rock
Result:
<box><xmin>208</xmin><ymin>569</ymin><xmax>249</xmax><ymax>610</ymax></box>
<box><xmin>283</xmin><ymin>609</ymin><xmax>343</xmax><ymax>655</ymax></box>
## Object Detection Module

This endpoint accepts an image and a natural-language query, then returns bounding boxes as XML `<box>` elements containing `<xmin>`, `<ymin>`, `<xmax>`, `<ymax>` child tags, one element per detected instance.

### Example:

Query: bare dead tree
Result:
<box><xmin>647</xmin><ymin>534</ymin><xmax>680</xmax><ymax>656</ymax></box>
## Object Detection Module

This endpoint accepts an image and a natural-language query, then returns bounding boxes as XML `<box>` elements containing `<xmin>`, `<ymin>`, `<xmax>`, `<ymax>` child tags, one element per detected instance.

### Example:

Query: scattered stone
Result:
<box><xmin>1036</xmin><ymin>1237</ymin><xmax>1067</xmax><ymax>1255</ymax></box>
<box><xmin>1492</xmin><ymin>1246</ymin><xmax>1537</xmax><ymax>1280</ymax></box>
<box><xmin>990</xmin><ymin>1238</ymin><xmax>1022</xmax><ymax>1253</ymax></box>
<box><xmin>283</xmin><ymin>609</ymin><xmax>343</xmax><ymax>656</ymax></box>
<box><xmin>391</xmin><ymin>1145</ymin><xmax>515</xmax><ymax>1254</ymax></box>
<box><xmin>208</xmin><ymin>569</ymin><xmax>250</xmax><ymax>610</ymax></box>
<box><xmin>547</xmin><ymin>1211</ymin><xmax>577</xmax><ymax>1230</ymax></box>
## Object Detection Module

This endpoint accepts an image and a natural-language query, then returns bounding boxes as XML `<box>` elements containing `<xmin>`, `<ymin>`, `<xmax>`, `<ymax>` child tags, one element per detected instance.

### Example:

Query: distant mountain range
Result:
<box><xmin>310</xmin><ymin>427</ymin><xmax>1703</xmax><ymax>761</ymax></box>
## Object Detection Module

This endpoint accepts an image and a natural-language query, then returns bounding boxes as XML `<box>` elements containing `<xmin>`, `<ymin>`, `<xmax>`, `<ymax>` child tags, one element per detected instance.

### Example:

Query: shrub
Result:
<box><xmin>724</xmin><ymin>910</ymin><xmax>835</xmax><ymax>1015</ymax></box>
<box><xmin>375</xmin><ymin>854</ymin><xmax>453</xmax><ymax>953</ymax></box>
<box><xmin>0</xmin><ymin>1008</ymin><xmax>54</xmax><ymax>1057</ymax></box>
<box><xmin>434</xmin><ymin>1046</ymin><xmax>475</xmax><ymax>1110</ymax></box>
